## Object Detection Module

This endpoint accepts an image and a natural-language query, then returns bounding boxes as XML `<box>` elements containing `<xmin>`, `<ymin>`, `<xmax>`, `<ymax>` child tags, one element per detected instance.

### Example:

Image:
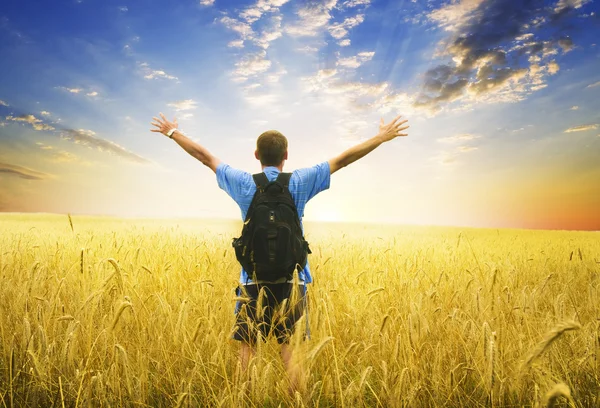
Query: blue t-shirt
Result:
<box><xmin>216</xmin><ymin>161</ymin><xmax>331</xmax><ymax>284</ymax></box>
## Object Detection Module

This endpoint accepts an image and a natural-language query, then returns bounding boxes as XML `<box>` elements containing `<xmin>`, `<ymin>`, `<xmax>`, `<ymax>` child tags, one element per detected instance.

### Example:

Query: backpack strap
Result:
<box><xmin>252</xmin><ymin>173</ymin><xmax>269</xmax><ymax>192</ymax></box>
<box><xmin>276</xmin><ymin>172</ymin><xmax>292</xmax><ymax>188</ymax></box>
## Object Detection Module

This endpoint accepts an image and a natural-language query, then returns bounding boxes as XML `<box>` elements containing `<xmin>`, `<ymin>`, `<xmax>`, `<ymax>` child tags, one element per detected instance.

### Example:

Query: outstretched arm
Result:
<box><xmin>150</xmin><ymin>113</ymin><xmax>221</xmax><ymax>173</ymax></box>
<box><xmin>328</xmin><ymin>115</ymin><xmax>409</xmax><ymax>174</ymax></box>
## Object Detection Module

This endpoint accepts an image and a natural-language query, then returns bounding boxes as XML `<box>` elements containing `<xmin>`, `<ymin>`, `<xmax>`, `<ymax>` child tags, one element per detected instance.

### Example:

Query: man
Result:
<box><xmin>150</xmin><ymin>112</ymin><xmax>409</xmax><ymax>392</ymax></box>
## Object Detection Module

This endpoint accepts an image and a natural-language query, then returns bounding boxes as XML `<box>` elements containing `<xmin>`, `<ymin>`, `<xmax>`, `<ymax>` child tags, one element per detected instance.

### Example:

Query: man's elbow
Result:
<box><xmin>203</xmin><ymin>156</ymin><xmax>220</xmax><ymax>173</ymax></box>
<box><xmin>328</xmin><ymin>158</ymin><xmax>346</xmax><ymax>174</ymax></box>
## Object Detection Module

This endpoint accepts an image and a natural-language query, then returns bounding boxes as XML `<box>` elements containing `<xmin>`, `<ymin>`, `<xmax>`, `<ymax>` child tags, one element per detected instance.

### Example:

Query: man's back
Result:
<box><xmin>216</xmin><ymin>161</ymin><xmax>331</xmax><ymax>284</ymax></box>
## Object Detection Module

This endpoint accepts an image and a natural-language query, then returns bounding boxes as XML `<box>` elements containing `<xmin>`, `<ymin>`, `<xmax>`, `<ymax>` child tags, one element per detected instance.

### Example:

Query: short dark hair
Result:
<box><xmin>256</xmin><ymin>130</ymin><xmax>288</xmax><ymax>166</ymax></box>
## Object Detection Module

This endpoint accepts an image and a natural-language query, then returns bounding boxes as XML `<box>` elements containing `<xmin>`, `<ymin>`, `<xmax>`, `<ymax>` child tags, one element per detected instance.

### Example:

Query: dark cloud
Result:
<box><xmin>470</xmin><ymin>67</ymin><xmax>528</xmax><ymax>95</ymax></box>
<box><xmin>60</xmin><ymin>129</ymin><xmax>150</xmax><ymax>164</ymax></box>
<box><xmin>558</xmin><ymin>36</ymin><xmax>574</xmax><ymax>51</ymax></box>
<box><xmin>418</xmin><ymin>0</ymin><xmax>590</xmax><ymax>111</ymax></box>
<box><xmin>0</xmin><ymin>162</ymin><xmax>50</xmax><ymax>180</ymax></box>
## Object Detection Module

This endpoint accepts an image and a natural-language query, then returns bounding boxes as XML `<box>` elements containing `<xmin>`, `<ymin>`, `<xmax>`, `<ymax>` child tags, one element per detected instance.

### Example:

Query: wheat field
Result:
<box><xmin>0</xmin><ymin>214</ymin><xmax>598</xmax><ymax>407</ymax></box>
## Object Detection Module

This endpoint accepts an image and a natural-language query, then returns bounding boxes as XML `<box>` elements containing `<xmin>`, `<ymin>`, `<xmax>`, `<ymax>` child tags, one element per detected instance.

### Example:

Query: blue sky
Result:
<box><xmin>1</xmin><ymin>0</ymin><xmax>599</xmax><ymax>229</ymax></box>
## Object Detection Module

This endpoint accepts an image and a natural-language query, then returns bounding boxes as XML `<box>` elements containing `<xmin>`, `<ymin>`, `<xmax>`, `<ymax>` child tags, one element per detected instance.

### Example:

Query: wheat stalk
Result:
<box><xmin>544</xmin><ymin>382</ymin><xmax>574</xmax><ymax>407</ymax></box>
<box><xmin>489</xmin><ymin>331</ymin><xmax>496</xmax><ymax>406</ymax></box>
<box><xmin>67</xmin><ymin>213</ymin><xmax>74</xmax><ymax>232</ymax></box>
<box><xmin>111</xmin><ymin>300</ymin><xmax>133</xmax><ymax>331</ymax></box>
<box><xmin>307</xmin><ymin>336</ymin><xmax>334</xmax><ymax>363</ymax></box>
<box><xmin>522</xmin><ymin>320</ymin><xmax>581</xmax><ymax>369</ymax></box>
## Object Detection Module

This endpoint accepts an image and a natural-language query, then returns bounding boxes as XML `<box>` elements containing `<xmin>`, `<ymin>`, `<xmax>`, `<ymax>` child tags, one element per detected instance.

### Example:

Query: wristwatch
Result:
<box><xmin>166</xmin><ymin>128</ymin><xmax>177</xmax><ymax>138</ymax></box>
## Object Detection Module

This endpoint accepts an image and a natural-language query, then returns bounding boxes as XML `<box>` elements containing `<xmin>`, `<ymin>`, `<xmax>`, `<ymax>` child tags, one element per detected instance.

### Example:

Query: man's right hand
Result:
<box><xmin>377</xmin><ymin>115</ymin><xmax>409</xmax><ymax>142</ymax></box>
<box><xmin>150</xmin><ymin>112</ymin><xmax>178</xmax><ymax>137</ymax></box>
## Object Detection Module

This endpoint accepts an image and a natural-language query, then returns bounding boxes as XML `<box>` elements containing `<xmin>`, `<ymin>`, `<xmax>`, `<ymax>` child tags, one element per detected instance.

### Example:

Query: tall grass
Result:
<box><xmin>0</xmin><ymin>214</ymin><xmax>598</xmax><ymax>406</ymax></box>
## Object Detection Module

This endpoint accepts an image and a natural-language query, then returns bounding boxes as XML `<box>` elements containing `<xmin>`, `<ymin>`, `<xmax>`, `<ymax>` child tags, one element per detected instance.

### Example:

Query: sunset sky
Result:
<box><xmin>0</xmin><ymin>0</ymin><xmax>599</xmax><ymax>230</ymax></box>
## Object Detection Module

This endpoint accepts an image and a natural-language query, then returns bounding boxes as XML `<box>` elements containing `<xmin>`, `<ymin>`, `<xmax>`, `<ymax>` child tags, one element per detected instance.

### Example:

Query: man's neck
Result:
<box><xmin>261</xmin><ymin>164</ymin><xmax>284</xmax><ymax>172</ymax></box>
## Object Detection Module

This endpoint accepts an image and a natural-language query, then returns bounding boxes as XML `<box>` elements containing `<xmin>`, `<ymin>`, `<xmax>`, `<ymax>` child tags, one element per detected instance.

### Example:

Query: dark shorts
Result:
<box><xmin>232</xmin><ymin>283</ymin><xmax>309</xmax><ymax>344</ymax></box>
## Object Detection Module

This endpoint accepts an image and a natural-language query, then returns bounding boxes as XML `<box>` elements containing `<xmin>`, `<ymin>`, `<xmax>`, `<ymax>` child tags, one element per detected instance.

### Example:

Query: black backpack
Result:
<box><xmin>232</xmin><ymin>172</ymin><xmax>311</xmax><ymax>282</ymax></box>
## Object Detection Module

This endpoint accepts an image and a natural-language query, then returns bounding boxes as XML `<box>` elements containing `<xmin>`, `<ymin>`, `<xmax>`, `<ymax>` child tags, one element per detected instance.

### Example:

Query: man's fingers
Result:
<box><xmin>151</xmin><ymin>122</ymin><xmax>161</xmax><ymax>127</ymax></box>
<box><xmin>160</xmin><ymin>112</ymin><xmax>167</xmax><ymax>121</ymax></box>
<box><xmin>150</xmin><ymin>129</ymin><xmax>162</xmax><ymax>133</ymax></box>
<box><xmin>152</xmin><ymin>117</ymin><xmax>163</xmax><ymax>123</ymax></box>
<box><xmin>392</xmin><ymin>114</ymin><xmax>402</xmax><ymax>124</ymax></box>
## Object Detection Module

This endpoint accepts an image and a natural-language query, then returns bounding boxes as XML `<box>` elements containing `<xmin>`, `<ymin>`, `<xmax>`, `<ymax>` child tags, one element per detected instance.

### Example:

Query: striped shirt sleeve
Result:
<box><xmin>216</xmin><ymin>162</ymin><xmax>253</xmax><ymax>200</ymax></box>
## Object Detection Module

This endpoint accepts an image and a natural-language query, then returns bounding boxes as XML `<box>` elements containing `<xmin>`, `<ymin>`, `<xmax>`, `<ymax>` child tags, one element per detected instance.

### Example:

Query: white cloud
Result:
<box><xmin>553</xmin><ymin>0</ymin><xmax>592</xmax><ymax>14</ymax></box>
<box><xmin>244</xmin><ymin>83</ymin><xmax>262</xmax><ymax>91</ymax></box>
<box><xmin>254</xmin><ymin>15</ymin><xmax>283</xmax><ymax>49</ymax></box>
<box><xmin>286</xmin><ymin>0</ymin><xmax>338</xmax><ymax>37</ymax></box>
<box><xmin>239</xmin><ymin>0</ymin><xmax>290</xmax><ymax>24</ymax></box>
<box><xmin>40</xmin><ymin>111</ymin><xmax>51</xmax><ymax>116</ymax></box>
<box><xmin>36</xmin><ymin>142</ymin><xmax>54</xmax><ymax>150</ymax></box>
<box><xmin>60</xmin><ymin>129</ymin><xmax>149</xmax><ymax>163</ymax></box>
<box><xmin>586</xmin><ymin>81</ymin><xmax>600</xmax><ymax>89</ymax></box>
<box><xmin>340</xmin><ymin>0</ymin><xmax>371</xmax><ymax>7</ymax></box>
<box><xmin>57</xmin><ymin>86</ymin><xmax>104</xmax><ymax>97</ymax></box>
<box><xmin>547</xmin><ymin>61</ymin><xmax>559</xmax><ymax>75</ymax></box>
<box><xmin>244</xmin><ymin>93</ymin><xmax>279</xmax><ymax>107</ymax></box>
<box><xmin>437</xmin><ymin>134</ymin><xmax>481</xmax><ymax>143</ymax></box>
<box><xmin>302</xmin><ymin>69</ymin><xmax>390</xmax><ymax>118</ymax></box>
<box><xmin>337</xmin><ymin>51</ymin><xmax>375</xmax><ymax>68</ymax></box>
<box><xmin>228</xmin><ymin>39</ymin><xmax>244</xmax><ymax>48</ymax></box>
<box><xmin>52</xmin><ymin>150</ymin><xmax>83</xmax><ymax>164</ymax></box>
<box><xmin>297</xmin><ymin>45</ymin><xmax>319</xmax><ymax>53</ymax></box>
<box><xmin>232</xmin><ymin>51</ymin><xmax>272</xmax><ymax>82</ymax></box>
<box><xmin>458</xmin><ymin>145</ymin><xmax>478</xmax><ymax>152</ymax></box>
<box><xmin>265</xmin><ymin>68</ymin><xmax>287</xmax><ymax>83</ymax></box>
<box><xmin>328</xmin><ymin>14</ymin><xmax>364</xmax><ymax>39</ymax></box>
<box><xmin>564</xmin><ymin>124</ymin><xmax>599</xmax><ymax>133</ymax></box>
<box><xmin>326</xmin><ymin>81</ymin><xmax>387</xmax><ymax>97</ymax></box>
<box><xmin>430</xmin><ymin>151</ymin><xmax>459</xmax><ymax>166</ymax></box>
<box><xmin>0</xmin><ymin>100</ymin><xmax>8</xmax><ymax>107</ymax></box>
<box><xmin>428</xmin><ymin>0</ymin><xmax>485</xmax><ymax>31</ymax></box>
<box><xmin>220</xmin><ymin>16</ymin><xmax>254</xmax><ymax>40</ymax></box>
<box><xmin>200</xmin><ymin>0</ymin><xmax>215</xmax><ymax>6</ymax></box>
<box><xmin>168</xmin><ymin>99</ymin><xmax>198</xmax><ymax>111</ymax></box>
<box><xmin>339</xmin><ymin>39</ymin><xmax>351</xmax><ymax>47</ymax></box>
<box><xmin>6</xmin><ymin>114</ymin><xmax>55</xmax><ymax>131</ymax></box>
<box><xmin>373</xmin><ymin>92</ymin><xmax>417</xmax><ymax>116</ymax></box>
<box><xmin>337</xmin><ymin>118</ymin><xmax>370</xmax><ymax>136</ymax></box>
<box><xmin>317</xmin><ymin>69</ymin><xmax>337</xmax><ymax>79</ymax></box>
<box><xmin>118</xmin><ymin>6</ymin><xmax>128</xmax><ymax>12</ymax></box>
<box><xmin>143</xmin><ymin>68</ymin><xmax>178</xmax><ymax>80</ymax></box>
<box><xmin>138</xmin><ymin>62</ymin><xmax>178</xmax><ymax>80</ymax></box>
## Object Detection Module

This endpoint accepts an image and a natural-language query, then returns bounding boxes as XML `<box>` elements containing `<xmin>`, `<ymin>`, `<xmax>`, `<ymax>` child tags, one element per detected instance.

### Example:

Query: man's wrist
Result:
<box><xmin>167</xmin><ymin>129</ymin><xmax>185</xmax><ymax>139</ymax></box>
<box><xmin>374</xmin><ymin>133</ymin><xmax>386</xmax><ymax>143</ymax></box>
